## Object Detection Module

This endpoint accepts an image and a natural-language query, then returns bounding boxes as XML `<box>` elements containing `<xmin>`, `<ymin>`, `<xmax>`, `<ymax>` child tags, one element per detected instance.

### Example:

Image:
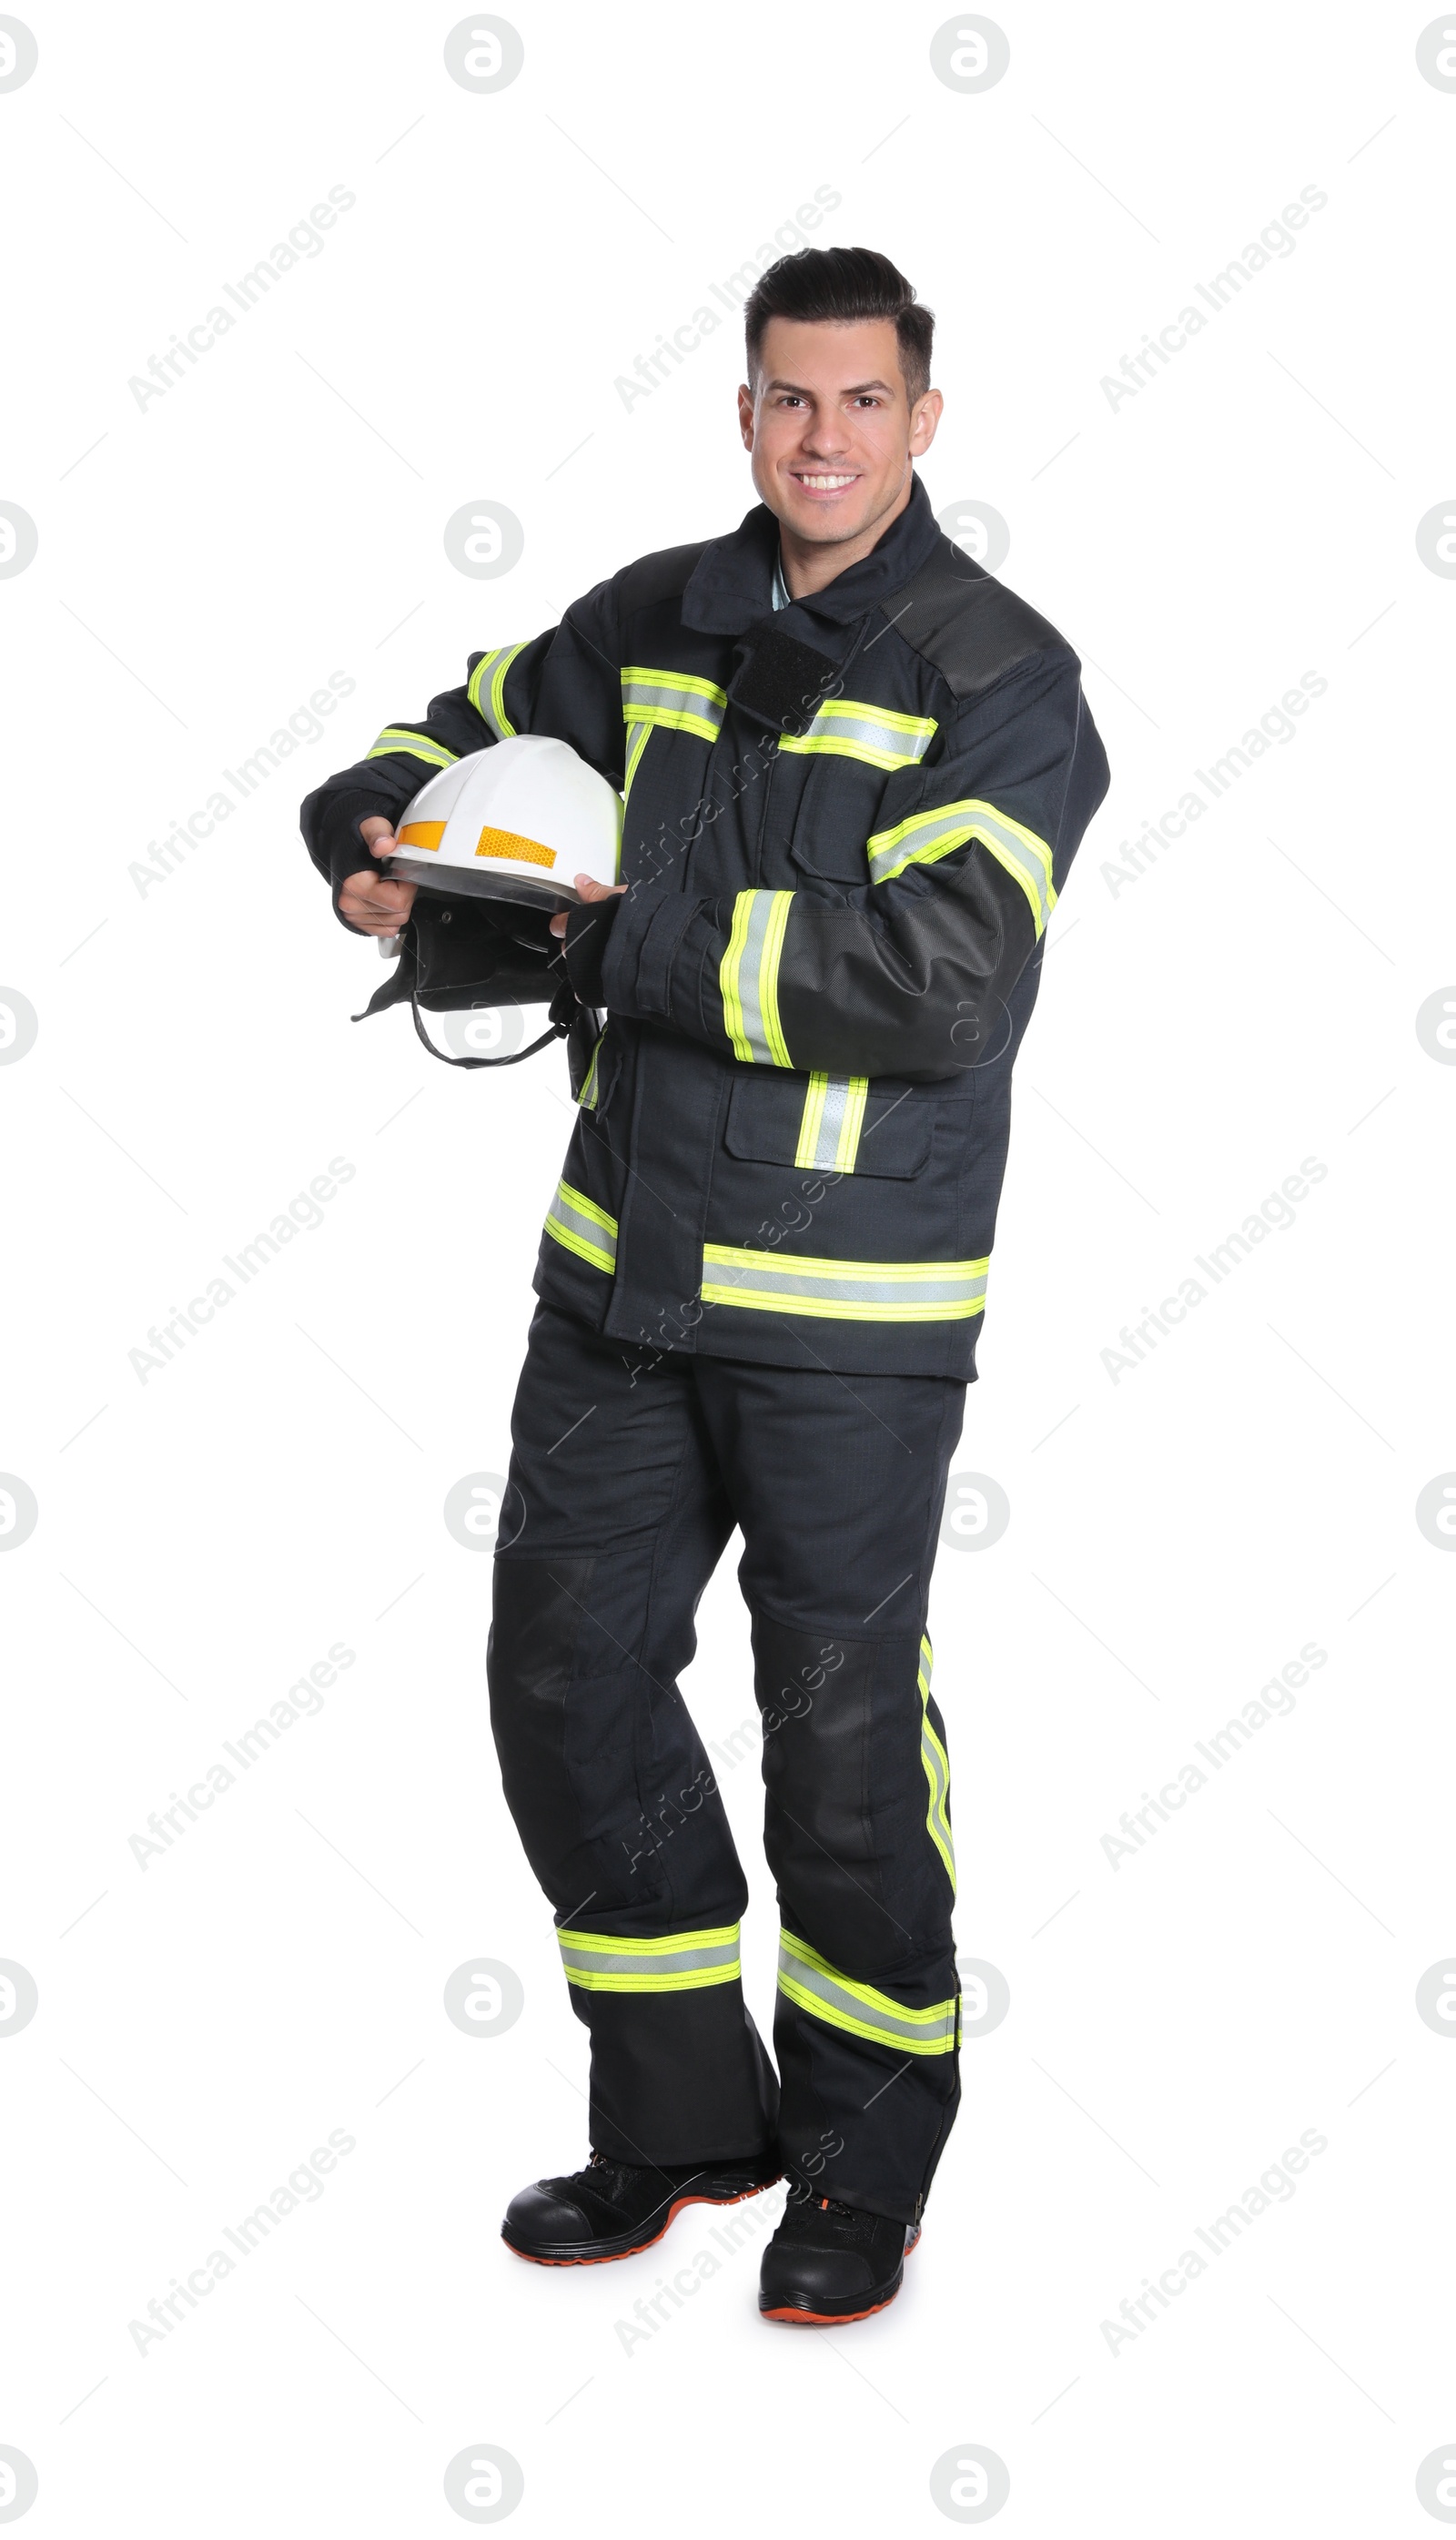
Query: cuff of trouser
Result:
<box><xmin>581</xmin><ymin>1988</ymin><xmax>780</xmax><ymax>2168</ymax></box>
<box><xmin>561</xmin><ymin>896</ymin><xmax>620</xmax><ymax>1006</ymax></box>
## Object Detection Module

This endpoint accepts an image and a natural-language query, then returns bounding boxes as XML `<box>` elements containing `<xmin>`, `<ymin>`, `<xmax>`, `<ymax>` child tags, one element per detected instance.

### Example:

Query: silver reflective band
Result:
<box><xmin>556</xmin><ymin>1922</ymin><xmax>742</xmax><ymax>1994</ymax></box>
<box><xmin>702</xmin><ymin>1243</ymin><xmax>989</xmax><ymax>1324</ymax></box>
<box><xmin>794</xmin><ymin>1075</ymin><xmax>868</xmax><ymax>1172</ymax></box>
<box><xmin>543</xmin><ymin>1179</ymin><xmax>618</xmax><ymax>1274</ymax></box>
<box><xmin>966</xmin><ymin>805</ymin><xmax>1056</xmax><ymax>934</ymax></box>
<box><xmin>365</xmin><ymin>725</ymin><xmax>460</xmax><ymax>772</ymax></box>
<box><xmin>621</xmin><ymin>666</ymin><xmax>726</xmax><ymax>744</ymax></box>
<box><xmin>721</xmin><ymin>889</ymin><xmax>793</xmax><ymax>1068</ymax></box>
<box><xmin>779</xmin><ymin>696</ymin><xmax>938</xmax><ymax>773</ymax></box>
<box><xmin>918</xmin><ymin>1633</ymin><xmax>956</xmax><ymax>1891</ymax></box>
<box><xmin>866</xmin><ymin>797</ymin><xmax>1057</xmax><ymax>936</ymax></box>
<box><xmin>468</xmin><ymin>642</ymin><xmax>528</xmax><ymax>741</ymax></box>
<box><xmin>776</xmin><ymin>1930</ymin><xmax>958</xmax><ymax>2055</ymax></box>
<box><xmin>622</xmin><ymin>719</ymin><xmax>652</xmax><ymax>809</ymax></box>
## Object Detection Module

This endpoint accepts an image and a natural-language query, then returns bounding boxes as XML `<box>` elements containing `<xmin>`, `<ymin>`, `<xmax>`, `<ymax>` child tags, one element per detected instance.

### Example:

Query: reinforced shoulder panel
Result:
<box><xmin>615</xmin><ymin>540</ymin><xmax>711</xmax><ymax>618</ymax></box>
<box><xmin>888</xmin><ymin>535</ymin><xmax>1075</xmax><ymax>701</ymax></box>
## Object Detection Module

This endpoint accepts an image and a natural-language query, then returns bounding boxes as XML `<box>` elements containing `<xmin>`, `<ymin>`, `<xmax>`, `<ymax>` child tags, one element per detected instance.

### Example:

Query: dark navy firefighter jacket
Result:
<box><xmin>302</xmin><ymin>477</ymin><xmax>1109</xmax><ymax>1381</ymax></box>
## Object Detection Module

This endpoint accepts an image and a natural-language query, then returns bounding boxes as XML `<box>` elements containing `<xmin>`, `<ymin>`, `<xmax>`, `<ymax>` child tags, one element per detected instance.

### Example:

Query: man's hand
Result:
<box><xmin>549</xmin><ymin>874</ymin><xmax>627</xmax><ymax>939</ymax></box>
<box><xmin>338</xmin><ymin>816</ymin><xmax>419</xmax><ymax>936</ymax></box>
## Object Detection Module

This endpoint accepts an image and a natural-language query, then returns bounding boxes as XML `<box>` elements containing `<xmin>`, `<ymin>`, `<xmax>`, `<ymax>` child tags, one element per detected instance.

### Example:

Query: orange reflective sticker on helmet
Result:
<box><xmin>475</xmin><ymin>826</ymin><xmax>557</xmax><ymax>868</ymax></box>
<box><xmin>396</xmin><ymin>821</ymin><xmax>446</xmax><ymax>851</ymax></box>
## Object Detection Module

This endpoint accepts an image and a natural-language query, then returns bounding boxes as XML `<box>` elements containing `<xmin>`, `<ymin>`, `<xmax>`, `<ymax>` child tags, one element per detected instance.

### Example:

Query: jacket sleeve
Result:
<box><xmin>299</xmin><ymin>582</ymin><xmax>625</xmax><ymax>925</ymax></box>
<box><xmin>595</xmin><ymin>648</ymin><xmax>1109</xmax><ymax>1082</ymax></box>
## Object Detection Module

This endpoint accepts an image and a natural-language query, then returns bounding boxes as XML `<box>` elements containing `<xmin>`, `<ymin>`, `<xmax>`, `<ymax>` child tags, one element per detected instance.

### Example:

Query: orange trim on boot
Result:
<box><xmin>505</xmin><ymin>2179</ymin><xmax>781</xmax><ymax>2269</ymax></box>
<box><xmin>759</xmin><ymin>2220</ymin><xmax>922</xmax><ymax>2324</ymax></box>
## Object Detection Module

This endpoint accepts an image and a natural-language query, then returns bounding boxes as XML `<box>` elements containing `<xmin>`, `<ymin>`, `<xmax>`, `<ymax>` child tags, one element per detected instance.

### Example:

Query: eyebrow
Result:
<box><xmin>763</xmin><ymin>378</ymin><xmax>895</xmax><ymax>396</ymax></box>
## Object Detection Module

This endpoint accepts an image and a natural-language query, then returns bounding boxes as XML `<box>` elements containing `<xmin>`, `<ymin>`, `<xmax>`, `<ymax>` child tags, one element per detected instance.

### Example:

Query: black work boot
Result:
<box><xmin>502</xmin><ymin>2150</ymin><xmax>782</xmax><ymax>2266</ymax></box>
<box><xmin>758</xmin><ymin>2181</ymin><xmax>922</xmax><ymax>2322</ymax></box>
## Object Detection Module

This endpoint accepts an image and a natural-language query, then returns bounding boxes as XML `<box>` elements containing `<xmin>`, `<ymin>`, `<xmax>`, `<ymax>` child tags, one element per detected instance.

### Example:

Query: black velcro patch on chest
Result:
<box><xmin>726</xmin><ymin>622</ymin><xmax>843</xmax><ymax>737</ymax></box>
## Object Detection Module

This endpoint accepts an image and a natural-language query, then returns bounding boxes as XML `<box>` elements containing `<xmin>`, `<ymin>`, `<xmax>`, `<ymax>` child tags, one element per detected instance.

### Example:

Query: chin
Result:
<box><xmin>783</xmin><ymin>502</ymin><xmax>876</xmax><ymax>544</ymax></box>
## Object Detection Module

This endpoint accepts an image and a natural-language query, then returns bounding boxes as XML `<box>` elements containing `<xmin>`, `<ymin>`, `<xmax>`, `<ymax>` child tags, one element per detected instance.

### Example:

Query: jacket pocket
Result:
<box><xmin>784</xmin><ymin>715</ymin><xmax>937</xmax><ymax>883</ymax></box>
<box><xmin>785</xmin><ymin>753</ymin><xmax>882</xmax><ymax>884</ymax></box>
<box><xmin>725</xmin><ymin>1072</ymin><xmax>932</xmax><ymax>1179</ymax></box>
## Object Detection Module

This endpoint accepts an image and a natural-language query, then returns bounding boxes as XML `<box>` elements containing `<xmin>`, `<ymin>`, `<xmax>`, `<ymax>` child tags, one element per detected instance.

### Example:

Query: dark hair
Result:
<box><xmin>744</xmin><ymin>246</ymin><xmax>935</xmax><ymax>405</ymax></box>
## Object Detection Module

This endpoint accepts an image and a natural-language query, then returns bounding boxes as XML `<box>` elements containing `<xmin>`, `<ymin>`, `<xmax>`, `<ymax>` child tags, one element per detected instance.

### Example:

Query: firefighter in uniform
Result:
<box><xmin>303</xmin><ymin>247</ymin><xmax>1109</xmax><ymax>2324</ymax></box>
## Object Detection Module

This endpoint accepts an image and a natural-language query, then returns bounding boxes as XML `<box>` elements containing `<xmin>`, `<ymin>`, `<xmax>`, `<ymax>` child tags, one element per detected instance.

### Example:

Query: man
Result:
<box><xmin>302</xmin><ymin>246</ymin><xmax>1109</xmax><ymax>2325</ymax></box>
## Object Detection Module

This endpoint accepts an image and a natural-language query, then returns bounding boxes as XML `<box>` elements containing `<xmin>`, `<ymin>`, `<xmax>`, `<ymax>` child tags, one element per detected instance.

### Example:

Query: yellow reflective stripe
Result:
<box><xmin>776</xmin><ymin>1930</ymin><xmax>958</xmax><ymax>2056</ymax></box>
<box><xmin>758</xmin><ymin>895</ymin><xmax>793</xmax><ymax>1067</ymax></box>
<box><xmin>834</xmin><ymin>1078</ymin><xmax>868</xmax><ymax>1171</ymax></box>
<box><xmin>794</xmin><ymin>1075</ymin><xmax>829</xmax><ymax>1169</ymax></box>
<box><xmin>365</xmin><ymin>726</ymin><xmax>460</xmax><ymax>771</ymax></box>
<box><xmin>702</xmin><ymin>1243</ymin><xmax>988</xmax><ymax>1323</ymax></box>
<box><xmin>719</xmin><ymin>890</ymin><xmax>794</xmax><ymax>1068</ymax></box>
<box><xmin>576</xmin><ymin>1042</ymin><xmax>601</xmax><ymax>1111</ymax></box>
<box><xmin>819</xmin><ymin>699</ymin><xmax>938</xmax><ymax>735</ymax></box>
<box><xmin>794</xmin><ymin>1075</ymin><xmax>868</xmax><ymax>1171</ymax></box>
<box><xmin>557</xmin><ymin>1921</ymin><xmax>742</xmax><ymax>1994</ymax></box>
<box><xmin>467</xmin><ymin>642</ymin><xmax>527</xmax><ymax>740</ymax></box>
<box><xmin>622</xmin><ymin>665</ymin><xmax>727</xmax><ymax>703</ymax></box>
<box><xmin>779</xmin><ymin>696</ymin><xmax>938</xmax><ymax>772</ymax></box>
<box><xmin>624</xmin><ymin>705</ymin><xmax>723</xmax><ymax>742</ymax></box>
<box><xmin>720</xmin><ymin>895</ymin><xmax>753</xmax><ymax>1060</ymax></box>
<box><xmin>490</xmin><ymin>644</ymin><xmax>523</xmax><ymax>740</ymax></box>
<box><xmin>622</xmin><ymin>719</ymin><xmax>652</xmax><ymax>813</ymax></box>
<box><xmin>621</xmin><ymin>665</ymin><xmax>726</xmax><ymax>746</ymax></box>
<box><xmin>923</xmin><ymin>1726</ymin><xmax>955</xmax><ymax>1885</ymax></box>
<box><xmin>867</xmin><ymin>797</ymin><xmax>1057</xmax><ymax>935</ymax></box>
<box><xmin>917</xmin><ymin>1632</ymin><xmax>956</xmax><ymax>1893</ymax></box>
<box><xmin>543</xmin><ymin>1178</ymin><xmax>618</xmax><ymax>1274</ymax></box>
<box><xmin>783</xmin><ymin>736</ymin><xmax>909</xmax><ymax>772</ymax></box>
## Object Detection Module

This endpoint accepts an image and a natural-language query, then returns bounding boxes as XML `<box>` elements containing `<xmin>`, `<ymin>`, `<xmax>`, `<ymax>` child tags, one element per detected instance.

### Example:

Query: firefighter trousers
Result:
<box><xmin>489</xmin><ymin>1302</ymin><xmax>966</xmax><ymax>2225</ymax></box>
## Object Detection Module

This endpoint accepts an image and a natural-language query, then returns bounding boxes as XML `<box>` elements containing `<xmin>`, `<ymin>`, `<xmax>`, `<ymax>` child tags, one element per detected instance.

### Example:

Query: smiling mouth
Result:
<box><xmin>792</xmin><ymin>471</ymin><xmax>860</xmax><ymax>492</ymax></box>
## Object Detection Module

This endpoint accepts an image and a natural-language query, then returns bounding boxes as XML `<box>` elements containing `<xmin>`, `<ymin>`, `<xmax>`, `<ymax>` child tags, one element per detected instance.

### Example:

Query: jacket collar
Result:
<box><xmin>681</xmin><ymin>471</ymin><xmax>943</xmax><ymax>636</ymax></box>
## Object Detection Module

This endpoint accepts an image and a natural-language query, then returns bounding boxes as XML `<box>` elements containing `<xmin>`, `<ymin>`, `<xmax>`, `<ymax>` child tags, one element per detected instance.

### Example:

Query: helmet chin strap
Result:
<box><xmin>408</xmin><ymin>990</ymin><xmax>567</xmax><ymax>1070</ymax></box>
<box><xmin>354</xmin><ymin>895</ymin><xmax>601</xmax><ymax>1088</ymax></box>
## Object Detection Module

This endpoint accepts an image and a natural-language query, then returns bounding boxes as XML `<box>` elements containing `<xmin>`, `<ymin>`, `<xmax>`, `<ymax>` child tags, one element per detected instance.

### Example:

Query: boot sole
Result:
<box><xmin>503</xmin><ymin>2175</ymin><xmax>783</xmax><ymax>2269</ymax></box>
<box><xmin>758</xmin><ymin>2221</ymin><xmax>922</xmax><ymax>2324</ymax></box>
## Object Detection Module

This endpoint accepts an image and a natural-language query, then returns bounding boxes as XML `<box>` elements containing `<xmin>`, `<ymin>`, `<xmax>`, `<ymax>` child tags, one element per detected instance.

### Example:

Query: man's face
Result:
<box><xmin>738</xmin><ymin>316</ymin><xmax>942</xmax><ymax>550</ymax></box>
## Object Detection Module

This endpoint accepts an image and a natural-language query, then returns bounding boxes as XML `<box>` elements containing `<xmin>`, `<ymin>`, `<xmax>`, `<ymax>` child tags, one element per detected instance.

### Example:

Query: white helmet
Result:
<box><xmin>388</xmin><ymin>734</ymin><xmax>622</xmax><ymax>912</ymax></box>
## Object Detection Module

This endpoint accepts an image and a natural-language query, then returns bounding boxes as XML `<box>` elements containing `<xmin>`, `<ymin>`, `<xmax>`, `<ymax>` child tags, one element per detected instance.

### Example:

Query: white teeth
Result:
<box><xmin>799</xmin><ymin>473</ymin><xmax>855</xmax><ymax>489</ymax></box>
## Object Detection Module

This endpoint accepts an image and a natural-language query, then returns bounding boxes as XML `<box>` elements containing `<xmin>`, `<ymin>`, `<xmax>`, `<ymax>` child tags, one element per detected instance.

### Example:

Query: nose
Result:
<box><xmin>798</xmin><ymin>408</ymin><xmax>851</xmax><ymax>460</ymax></box>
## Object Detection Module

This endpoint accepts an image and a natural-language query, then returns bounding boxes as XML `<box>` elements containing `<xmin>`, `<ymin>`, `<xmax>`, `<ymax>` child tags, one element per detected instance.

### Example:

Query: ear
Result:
<box><xmin>737</xmin><ymin>380</ymin><xmax>755</xmax><ymax>450</ymax></box>
<box><xmin>908</xmin><ymin>388</ymin><xmax>944</xmax><ymax>457</ymax></box>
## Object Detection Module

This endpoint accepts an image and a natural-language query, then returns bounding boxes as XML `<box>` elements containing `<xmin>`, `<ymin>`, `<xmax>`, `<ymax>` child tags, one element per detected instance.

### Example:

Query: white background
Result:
<box><xmin>3</xmin><ymin>1</ymin><xmax>1454</xmax><ymax>2530</ymax></box>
